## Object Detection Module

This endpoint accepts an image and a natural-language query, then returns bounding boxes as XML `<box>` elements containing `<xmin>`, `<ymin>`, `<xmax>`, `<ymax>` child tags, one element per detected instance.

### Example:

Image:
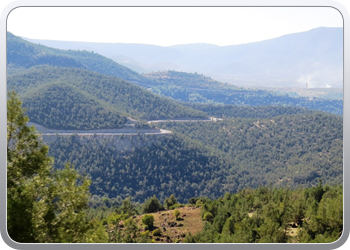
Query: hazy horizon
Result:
<box><xmin>7</xmin><ymin>7</ymin><xmax>343</xmax><ymax>47</ymax></box>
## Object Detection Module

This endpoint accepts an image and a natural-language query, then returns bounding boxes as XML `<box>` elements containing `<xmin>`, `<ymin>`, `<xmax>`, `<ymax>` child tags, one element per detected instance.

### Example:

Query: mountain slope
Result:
<box><xmin>7</xmin><ymin>66</ymin><xmax>207</xmax><ymax>129</ymax></box>
<box><xmin>21</xmin><ymin>82</ymin><xmax>127</xmax><ymax>129</ymax></box>
<box><xmin>24</xmin><ymin>27</ymin><xmax>343</xmax><ymax>88</ymax></box>
<box><xmin>9</xmin><ymin>31</ymin><xmax>343</xmax><ymax>115</ymax></box>
<box><xmin>44</xmin><ymin>112</ymin><xmax>342</xmax><ymax>202</ymax></box>
<box><xmin>7</xmin><ymin>32</ymin><xmax>153</xmax><ymax>87</ymax></box>
<box><xmin>144</xmin><ymin>70</ymin><xmax>343</xmax><ymax>115</ymax></box>
<box><xmin>143</xmin><ymin>70</ymin><xmax>240</xmax><ymax>90</ymax></box>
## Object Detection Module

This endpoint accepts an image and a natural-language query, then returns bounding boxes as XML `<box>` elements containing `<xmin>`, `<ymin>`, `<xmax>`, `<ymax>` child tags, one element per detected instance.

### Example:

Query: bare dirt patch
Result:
<box><xmin>135</xmin><ymin>206</ymin><xmax>204</xmax><ymax>243</ymax></box>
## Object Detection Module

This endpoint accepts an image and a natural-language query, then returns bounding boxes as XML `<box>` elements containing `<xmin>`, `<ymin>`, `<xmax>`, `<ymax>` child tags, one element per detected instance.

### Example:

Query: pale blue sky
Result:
<box><xmin>7</xmin><ymin>6</ymin><xmax>343</xmax><ymax>46</ymax></box>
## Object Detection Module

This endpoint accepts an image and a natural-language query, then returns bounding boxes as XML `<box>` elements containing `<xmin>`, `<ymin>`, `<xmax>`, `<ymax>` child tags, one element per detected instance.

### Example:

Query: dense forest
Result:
<box><xmin>7</xmin><ymin>66</ymin><xmax>206</xmax><ymax>129</ymax></box>
<box><xmin>7</xmin><ymin>32</ymin><xmax>152</xmax><ymax>86</ymax></box>
<box><xmin>144</xmin><ymin>70</ymin><xmax>241</xmax><ymax>90</ymax></box>
<box><xmin>7</xmin><ymin>93</ymin><xmax>342</xmax><ymax>243</ymax></box>
<box><xmin>43</xmin><ymin>111</ymin><xmax>343</xmax><ymax>203</ymax></box>
<box><xmin>159</xmin><ymin>113</ymin><xmax>343</xmax><ymax>186</ymax></box>
<box><xmin>7</xmin><ymin>92</ymin><xmax>342</xmax><ymax>243</ymax></box>
<box><xmin>145</xmin><ymin>71</ymin><xmax>343</xmax><ymax>115</ymax></box>
<box><xmin>184</xmin><ymin>183</ymin><xmax>342</xmax><ymax>243</ymax></box>
<box><xmin>187</xmin><ymin>103</ymin><xmax>314</xmax><ymax>119</ymax></box>
<box><xmin>21</xmin><ymin>82</ymin><xmax>127</xmax><ymax>129</ymax></box>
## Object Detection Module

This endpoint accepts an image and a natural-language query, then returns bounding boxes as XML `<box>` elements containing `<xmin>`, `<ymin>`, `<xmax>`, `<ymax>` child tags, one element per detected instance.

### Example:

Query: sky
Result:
<box><xmin>6</xmin><ymin>6</ymin><xmax>344</xmax><ymax>46</ymax></box>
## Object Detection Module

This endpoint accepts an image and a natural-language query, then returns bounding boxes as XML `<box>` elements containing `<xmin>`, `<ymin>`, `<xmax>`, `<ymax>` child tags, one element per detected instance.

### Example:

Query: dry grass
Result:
<box><xmin>127</xmin><ymin>207</ymin><xmax>302</xmax><ymax>243</ymax></box>
<box><xmin>286</xmin><ymin>227</ymin><xmax>300</xmax><ymax>237</ymax></box>
<box><xmin>134</xmin><ymin>206</ymin><xmax>204</xmax><ymax>243</ymax></box>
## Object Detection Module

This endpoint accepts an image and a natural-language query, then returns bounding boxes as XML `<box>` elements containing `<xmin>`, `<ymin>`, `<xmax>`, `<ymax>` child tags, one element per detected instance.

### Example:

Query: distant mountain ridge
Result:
<box><xmin>23</xmin><ymin>27</ymin><xmax>343</xmax><ymax>88</ymax></box>
<box><xmin>7</xmin><ymin>32</ymin><xmax>343</xmax><ymax>115</ymax></box>
<box><xmin>7</xmin><ymin>32</ymin><xmax>154</xmax><ymax>87</ymax></box>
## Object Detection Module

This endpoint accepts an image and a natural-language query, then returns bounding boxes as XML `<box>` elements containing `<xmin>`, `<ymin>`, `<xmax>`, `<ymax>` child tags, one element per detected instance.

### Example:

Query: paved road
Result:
<box><xmin>147</xmin><ymin>117</ymin><xmax>222</xmax><ymax>123</ymax></box>
<box><xmin>30</xmin><ymin>117</ymin><xmax>221</xmax><ymax>136</ymax></box>
<box><xmin>42</xmin><ymin>129</ymin><xmax>173</xmax><ymax>136</ymax></box>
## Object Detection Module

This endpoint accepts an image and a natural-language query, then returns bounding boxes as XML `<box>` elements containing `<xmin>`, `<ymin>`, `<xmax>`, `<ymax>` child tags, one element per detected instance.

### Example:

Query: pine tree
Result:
<box><xmin>7</xmin><ymin>91</ymin><xmax>54</xmax><ymax>242</ymax></box>
<box><xmin>7</xmin><ymin>91</ymin><xmax>92</xmax><ymax>243</ymax></box>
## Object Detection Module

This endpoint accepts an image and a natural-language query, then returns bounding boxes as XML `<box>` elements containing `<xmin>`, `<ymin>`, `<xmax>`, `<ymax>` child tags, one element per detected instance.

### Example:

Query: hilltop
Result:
<box><xmin>7</xmin><ymin>32</ymin><xmax>153</xmax><ymax>87</ymax></box>
<box><xmin>7</xmin><ymin>66</ymin><xmax>207</xmax><ymax>129</ymax></box>
<box><xmin>144</xmin><ymin>70</ymin><xmax>343</xmax><ymax>115</ymax></box>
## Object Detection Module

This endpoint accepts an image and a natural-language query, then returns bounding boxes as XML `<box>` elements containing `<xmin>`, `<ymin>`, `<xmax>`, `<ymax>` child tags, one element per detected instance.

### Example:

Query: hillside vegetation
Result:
<box><xmin>8</xmin><ymin>32</ymin><xmax>343</xmax><ymax>116</ymax></box>
<box><xmin>145</xmin><ymin>71</ymin><xmax>343</xmax><ymax>115</ymax></box>
<box><xmin>187</xmin><ymin>103</ymin><xmax>314</xmax><ymax>119</ymax></box>
<box><xmin>7</xmin><ymin>32</ymin><xmax>152</xmax><ymax>86</ymax></box>
<box><xmin>144</xmin><ymin>70</ymin><xmax>240</xmax><ymax>90</ymax></box>
<box><xmin>43</xmin><ymin>111</ymin><xmax>342</xmax><ymax>203</ymax></box>
<box><xmin>7</xmin><ymin>66</ymin><xmax>206</xmax><ymax>129</ymax></box>
<box><xmin>21</xmin><ymin>82</ymin><xmax>127</xmax><ymax>129</ymax></box>
<box><xmin>8</xmin><ymin>102</ymin><xmax>343</xmax><ymax>243</ymax></box>
<box><xmin>160</xmin><ymin>113</ymin><xmax>343</xmax><ymax>188</ymax></box>
<box><xmin>84</xmin><ymin>184</ymin><xmax>342</xmax><ymax>243</ymax></box>
<box><xmin>25</xmin><ymin>27</ymin><xmax>343</xmax><ymax>88</ymax></box>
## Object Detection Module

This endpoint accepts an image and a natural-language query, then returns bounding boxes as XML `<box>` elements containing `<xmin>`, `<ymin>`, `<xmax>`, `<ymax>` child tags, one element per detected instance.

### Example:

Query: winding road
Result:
<box><xmin>29</xmin><ymin>117</ymin><xmax>222</xmax><ymax>136</ymax></box>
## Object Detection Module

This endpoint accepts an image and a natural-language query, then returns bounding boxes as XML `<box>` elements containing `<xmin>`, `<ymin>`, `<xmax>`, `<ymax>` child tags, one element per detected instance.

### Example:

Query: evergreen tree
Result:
<box><xmin>164</xmin><ymin>194</ymin><xmax>177</xmax><ymax>209</ymax></box>
<box><xmin>7</xmin><ymin>91</ymin><xmax>91</xmax><ymax>243</ymax></box>
<box><xmin>143</xmin><ymin>195</ymin><xmax>163</xmax><ymax>213</ymax></box>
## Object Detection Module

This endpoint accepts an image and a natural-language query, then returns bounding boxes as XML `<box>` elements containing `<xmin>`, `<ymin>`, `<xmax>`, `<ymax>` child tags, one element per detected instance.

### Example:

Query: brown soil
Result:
<box><xmin>135</xmin><ymin>206</ymin><xmax>204</xmax><ymax>243</ymax></box>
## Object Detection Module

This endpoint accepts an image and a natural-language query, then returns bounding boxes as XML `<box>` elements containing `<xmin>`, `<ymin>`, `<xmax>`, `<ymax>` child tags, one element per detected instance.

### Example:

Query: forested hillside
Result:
<box><xmin>7</xmin><ymin>32</ymin><xmax>152</xmax><ymax>86</ymax></box>
<box><xmin>21</xmin><ymin>83</ymin><xmax>127</xmax><ymax>129</ymax></box>
<box><xmin>145</xmin><ymin>71</ymin><xmax>343</xmax><ymax>115</ymax></box>
<box><xmin>7</xmin><ymin>31</ymin><xmax>343</xmax><ymax>203</ymax></box>
<box><xmin>187</xmin><ymin>103</ymin><xmax>314</xmax><ymax>119</ymax></box>
<box><xmin>43</xmin><ymin>111</ymin><xmax>342</xmax><ymax>203</ymax></box>
<box><xmin>159</xmin><ymin>113</ymin><xmax>342</xmax><ymax>187</ymax></box>
<box><xmin>185</xmin><ymin>184</ymin><xmax>342</xmax><ymax>243</ymax></box>
<box><xmin>8</xmin><ymin>32</ymin><xmax>343</xmax><ymax>116</ymax></box>
<box><xmin>7</xmin><ymin>91</ymin><xmax>342</xmax><ymax>243</ymax></box>
<box><xmin>7</xmin><ymin>66</ymin><xmax>206</xmax><ymax>129</ymax></box>
<box><xmin>25</xmin><ymin>27</ymin><xmax>343</xmax><ymax>88</ymax></box>
<box><xmin>144</xmin><ymin>70</ymin><xmax>241</xmax><ymax>90</ymax></box>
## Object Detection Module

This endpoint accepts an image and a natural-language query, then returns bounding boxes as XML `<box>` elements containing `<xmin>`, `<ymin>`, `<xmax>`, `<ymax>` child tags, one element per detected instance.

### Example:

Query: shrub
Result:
<box><xmin>196</xmin><ymin>200</ymin><xmax>204</xmax><ymax>207</ymax></box>
<box><xmin>123</xmin><ymin>218</ymin><xmax>135</xmax><ymax>227</ymax></box>
<box><xmin>140</xmin><ymin>230</ymin><xmax>150</xmax><ymax>237</ymax></box>
<box><xmin>152</xmin><ymin>228</ymin><xmax>162</xmax><ymax>236</ymax></box>
<box><xmin>164</xmin><ymin>194</ymin><xmax>177</xmax><ymax>209</ymax></box>
<box><xmin>174</xmin><ymin>209</ymin><xmax>180</xmax><ymax>220</ymax></box>
<box><xmin>143</xmin><ymin>195</ymin><xmax>164</xmax><ymax>213</ymax></box>
<box><xmin>169</xmin><ymin>203</ymin><xmax>185</xmax><ymax>209</ymax></box>
<box><xmin>188</xmin><ymin>197</ymin><xmax>198</xmax><ymax>205</ymax></box>
<box><xmin>203</xmin><ymin>212</ymin><xmax>214</xmax><ymax>222</ymax></box>
<box><xmin>142</xmin><ymin>214</ymin><xmax>154</xmax><ymax>229</ymax></box>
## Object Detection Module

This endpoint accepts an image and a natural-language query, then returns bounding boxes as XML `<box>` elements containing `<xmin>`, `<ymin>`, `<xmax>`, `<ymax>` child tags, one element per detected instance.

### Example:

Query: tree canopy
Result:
<box><xmin>7</xmin><ymin>91</ymin><xmax>92</xmax><ymax>243</ymax></box>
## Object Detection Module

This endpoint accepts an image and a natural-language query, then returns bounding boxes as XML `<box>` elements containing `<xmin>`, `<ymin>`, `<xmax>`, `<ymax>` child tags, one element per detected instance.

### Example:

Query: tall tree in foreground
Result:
<box><xmin>7</xmin><ymin>91</ymin><xmax>91</xmax><ymax>243</ymax></box>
